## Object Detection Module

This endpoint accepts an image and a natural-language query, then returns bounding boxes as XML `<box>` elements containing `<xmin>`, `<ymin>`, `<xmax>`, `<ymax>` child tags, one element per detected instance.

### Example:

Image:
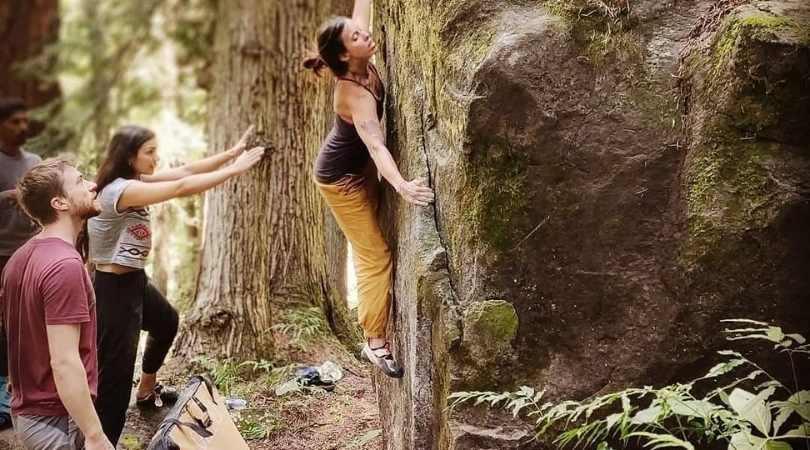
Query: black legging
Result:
<box><xmin>94</xmin><ymin>270</ymin><xmax>178</xmax><ymax>445</ymax></box>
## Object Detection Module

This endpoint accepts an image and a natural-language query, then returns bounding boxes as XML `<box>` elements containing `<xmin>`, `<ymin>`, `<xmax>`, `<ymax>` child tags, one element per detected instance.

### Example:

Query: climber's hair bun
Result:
<box><xmin>303</xmin><ymin>16</ymin><xmax>349</xmax><ymax>77</ymax></box>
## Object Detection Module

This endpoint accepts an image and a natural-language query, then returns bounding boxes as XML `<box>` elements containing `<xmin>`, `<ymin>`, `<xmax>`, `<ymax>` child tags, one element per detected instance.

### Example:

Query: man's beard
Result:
<box><xmin>72</xmin><ymin>200</ymin><xmax>101</xmax><ymax>220</ymax></box>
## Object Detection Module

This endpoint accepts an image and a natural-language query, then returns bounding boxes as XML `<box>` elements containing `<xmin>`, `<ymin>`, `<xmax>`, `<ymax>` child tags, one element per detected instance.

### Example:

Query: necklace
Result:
<box><xmin>347</xmin><ymin>71</ymin><xmax>370</xmax><ymax>83</ymax></box>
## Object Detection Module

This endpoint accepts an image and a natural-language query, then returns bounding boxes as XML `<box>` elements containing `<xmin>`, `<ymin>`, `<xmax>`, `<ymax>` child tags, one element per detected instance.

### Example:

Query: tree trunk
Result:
<box><xmin>0</xmin><ymin>0</ymin><xmax>60</xmax><ymax>106</ymax></box>
<box><xmin>150</xmin><ymin>203</ymin><xmax>173</xmax><ymax>295</ymax></box>
<box><xmin>80</xmin><ymin>0</ymin><xmax>111</xmax><ymax>165</ymax></box>
<box><xmin>175</xmin><ymin>0</ymin><xmax>355</xmax><ymax>361</ymax></box>
<box><xmin>0</xmin><ymin>0</ymin><xmax>61</xmax><ymax>154</ymax></box>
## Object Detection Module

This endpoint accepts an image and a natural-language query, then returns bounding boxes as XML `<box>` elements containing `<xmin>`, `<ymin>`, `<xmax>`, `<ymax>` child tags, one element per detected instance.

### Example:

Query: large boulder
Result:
<box><xmin>372</xmin><ymin>1</ymin><xmax>810</xmax><ymax>448</ymax></box>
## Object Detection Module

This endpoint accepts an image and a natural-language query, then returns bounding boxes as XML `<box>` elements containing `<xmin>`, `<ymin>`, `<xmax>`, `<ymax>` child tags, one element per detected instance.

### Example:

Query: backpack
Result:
<box><xmin>147</xmin><ymin>375</ymin><xmax>249</xmax><ymax>450</ymax></box>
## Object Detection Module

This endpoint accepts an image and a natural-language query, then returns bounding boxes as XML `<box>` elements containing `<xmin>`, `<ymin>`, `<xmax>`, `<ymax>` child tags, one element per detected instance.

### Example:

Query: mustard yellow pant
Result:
<box><xmin>316</xmin><ymin>177</ymin><xmax>392</xmax><ymax>339</ymax></box>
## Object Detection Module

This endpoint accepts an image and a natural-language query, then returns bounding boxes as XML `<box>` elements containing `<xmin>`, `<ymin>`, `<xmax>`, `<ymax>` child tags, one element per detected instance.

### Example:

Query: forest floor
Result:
<box><xmin>0</xmin><ymin>332</ymin><xmax>382</xmax><ymax>450</ymax></box>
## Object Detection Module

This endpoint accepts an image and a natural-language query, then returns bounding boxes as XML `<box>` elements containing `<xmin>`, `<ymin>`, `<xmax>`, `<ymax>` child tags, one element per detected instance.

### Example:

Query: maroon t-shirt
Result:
<box><xmin>0</xmin><ymin>237</ymin><xmax>98</xmax><ymax>417</ymax></box>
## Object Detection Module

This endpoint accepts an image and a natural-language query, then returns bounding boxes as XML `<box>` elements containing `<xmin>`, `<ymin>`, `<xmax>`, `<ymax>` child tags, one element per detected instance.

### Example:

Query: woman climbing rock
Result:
<box><xmin>85</xmin><ymin>125</ymin><xmax>263</xmax><ymax>445</ymax></box>
<box><xmin>304</xmin><ymin>0</ymin><xmax>434</xmax><ymax>378</ymax></box>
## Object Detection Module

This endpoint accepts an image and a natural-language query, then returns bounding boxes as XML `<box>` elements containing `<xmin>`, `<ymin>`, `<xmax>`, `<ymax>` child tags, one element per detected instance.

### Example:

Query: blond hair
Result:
<box><xmin>16</xmin><ymin>159</ymin><xmax>70</xmax><ymax>225</ymax></box>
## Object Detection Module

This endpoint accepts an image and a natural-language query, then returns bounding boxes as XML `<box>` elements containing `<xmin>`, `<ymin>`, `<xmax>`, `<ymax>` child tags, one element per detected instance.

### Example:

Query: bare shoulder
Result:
<box><xmin>335</xmin><ymin>79</ymin><xmax>372</xmax><ymax>99</ymax></box>
<box><xmin>335</xmin><ymin>81</ymin><xmax>376</xmax><ymax>112</ymax></box>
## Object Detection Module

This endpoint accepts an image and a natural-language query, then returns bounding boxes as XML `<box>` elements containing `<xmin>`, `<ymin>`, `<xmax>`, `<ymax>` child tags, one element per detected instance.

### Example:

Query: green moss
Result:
<box><xmin>678</xmin><ymin>7</ymin><xmax>810</xmax><ymax>269</ymax></box>
<box><xmin>535</xmin><ymin>0</ymin><xmax>641</xmax><ymax>68</ymax></box>
<box><xmin>737</xmin><ymin>14</ymin><xmax>795</xmax><ymax>35</ymax></box>
<box><xmin>433</xmin><ymin>4</ymin><xmax>501</xmax><ymax>150</ymax></box>
<box><xmin>709</xmin><ymin>12</ymin><xmax>801</xmax><ymax>87</ymax></box>
<box><xmin>681</xmin><ymin>129</ymin><xmax>783</xmax><ymax>267</ymax></box>
<box><xmin>456</xmin><ymin>300</ymin><xmax>520</xmax><ymax>388</ymax></box>
<box><xmin>463</xmin><ymin>140</ymin><xmax>530</xmax><ymax>252</ymax></box>
<box><xmin>683</xmin><ymin>7</ymin><xmax>810</xmax><ymax>141</ymax></box>
<box><xmin>449</xmin><ymin>23</ymin><xmax>498</xmax><ymax>70</ymax></box>
<box><xmin>463</xmin><ymin>300</ymin><xmax>519</xmax><ymax>346</ymax></box>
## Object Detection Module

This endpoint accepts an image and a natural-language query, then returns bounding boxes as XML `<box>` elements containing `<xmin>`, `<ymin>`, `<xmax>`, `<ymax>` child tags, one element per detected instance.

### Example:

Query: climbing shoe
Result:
<box><xmin>294</xmin><ymin>366</ymin><xmax>336</xmax><ymax>392</ymax></box>
<box><xmin>136</xmin><ymin>383</ymin><xmax>179</xmax><ymax>409</ymax></box>
<box><xmin>362</xmin><ymin>343</ymin><xmax>404</xmax><ymax>379</ymax></box>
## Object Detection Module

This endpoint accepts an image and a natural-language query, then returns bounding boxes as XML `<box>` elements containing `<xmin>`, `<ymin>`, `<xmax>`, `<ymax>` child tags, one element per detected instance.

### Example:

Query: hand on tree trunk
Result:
<box><xmin>231</xmin><ymin>147</ymin><xmax>265</xmax><ymax>174</ymax></box>
<box><xmin>227</xmin><ymin>124</ymin><xmax>256</xmax><ymax>158</ymax></box>
<box><xmin>396</xmin><ymin>178</ymin><xmax>434</xmax><ymax>206</ymax></box>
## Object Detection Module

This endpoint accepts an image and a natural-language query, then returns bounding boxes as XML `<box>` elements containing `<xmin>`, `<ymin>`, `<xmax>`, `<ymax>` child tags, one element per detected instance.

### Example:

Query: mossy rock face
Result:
<box><xmin>681</xmin><ymin>1</ymin><xmax>810</xmax><ymax>269</ymax></box>
<box><xmin>700</xmin><ymin>4</ymin><xmax>810</xmax><ymax>146</ymax></box>
<box><xmin>676</xmin><ymin>0</ymin><xmax>810</xmax><ymax>386</ymax></box>
<box><xmin>454</xmin><ymin>300</ymin><xmax>519</xmax><ymax>390</ymax></box>
<box><xmin>462</xmin><ymin>299</ymin><xmax>519</xmax><ymax>358</ymax></box>
<box><xmin>681</xmin><ymin>137</ymin><xmax>792</xmax><ymax>266</ymax></box>
<box><xmin>465</xmin><ymin>139</ymin><xmax>531</xmax><ymax>252</ymax></box>
<box><xmin>374</xmin><ymin>1</ymin><xmax>810</xmax><ymax>449</ymax></box>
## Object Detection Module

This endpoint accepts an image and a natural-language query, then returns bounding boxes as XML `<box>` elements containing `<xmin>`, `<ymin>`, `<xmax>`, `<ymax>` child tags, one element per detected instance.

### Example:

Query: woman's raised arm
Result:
<box><xmin>353</xmin><ymin>0</ymin><xmax>372</xmax><ymax>32</ymax></box>
<box><xmin>142</xmin><ymin>126</ymin><xmax>255</xmax><ymax>182</ymax></box>
<box><xmin>118</xmin><ymin>147</ymin><xmax>264</xmax><ymax>210</ymax></box>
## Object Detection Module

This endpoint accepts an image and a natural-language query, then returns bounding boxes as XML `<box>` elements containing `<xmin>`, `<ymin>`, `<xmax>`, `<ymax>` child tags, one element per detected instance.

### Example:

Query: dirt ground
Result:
<box><xmin>0</xmin><ymin>334</ymin><xmax>382</xmax><ymax>450</ymax></box>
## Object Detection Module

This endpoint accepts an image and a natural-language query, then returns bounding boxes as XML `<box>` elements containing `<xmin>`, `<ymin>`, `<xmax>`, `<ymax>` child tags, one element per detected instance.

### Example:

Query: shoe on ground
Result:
<box><xmin>295</xmin><ymin>366</ymin><xmax>337</xmax><ymax>392</ymax></box>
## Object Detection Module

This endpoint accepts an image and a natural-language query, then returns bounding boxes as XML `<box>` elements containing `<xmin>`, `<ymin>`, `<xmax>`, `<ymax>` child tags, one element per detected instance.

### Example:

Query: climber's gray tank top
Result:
<box><xmin>314</xmin><ymin>64</ymin><xmax>386</xmax><ymax>184</ymax></box>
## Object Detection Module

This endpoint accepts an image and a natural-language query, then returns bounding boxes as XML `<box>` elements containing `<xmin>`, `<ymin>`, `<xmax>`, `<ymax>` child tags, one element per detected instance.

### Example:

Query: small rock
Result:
<box><xmin>452</xmin><ymin>423</ymin><xmax>531</xmax><ymax>450</ymax></box>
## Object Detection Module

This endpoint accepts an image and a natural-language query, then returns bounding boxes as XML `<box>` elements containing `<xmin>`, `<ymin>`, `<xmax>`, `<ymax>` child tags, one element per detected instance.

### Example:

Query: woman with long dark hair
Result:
<box><xmin>87</xmin><ymin>125</ymin><xmax>263</xmax><ymax>445</ymax></box>
<box><xmin>304</xmin><ymin>0</ymin><xmax>434</xmax><ymax>378</ymax></box>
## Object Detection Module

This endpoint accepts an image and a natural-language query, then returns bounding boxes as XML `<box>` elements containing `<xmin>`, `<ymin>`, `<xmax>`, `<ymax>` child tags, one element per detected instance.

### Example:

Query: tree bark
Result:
<box><xmin>0</xmin><ymin>0</ymin><xmax>60</xmax><ymax>106</ymax></box>
<box><xmin>0</xmin><ymin>0</ymin><xmax>61</xmax><ymax>153</ymax></box>
<box><xmin>175</xmin><ymin>0</ymin><xmax>355</xmax><ymax>360</ymax></box>
<box><xmin>150</xmin><ymin>203</ymin><xmax>173</xmax><ymax>295</ymax></box>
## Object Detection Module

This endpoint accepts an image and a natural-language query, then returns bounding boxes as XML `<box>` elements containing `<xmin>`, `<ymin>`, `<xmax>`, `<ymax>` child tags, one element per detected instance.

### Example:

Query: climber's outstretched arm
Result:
<box><xmin>346</xmin><ymin>85</ymin><xmax>434</xmax><ymax>206</ymax></box>
<box><xmin>353</xmin><ymin>0</ymin><xmax>372</xmax><ymax>32</ymax></box>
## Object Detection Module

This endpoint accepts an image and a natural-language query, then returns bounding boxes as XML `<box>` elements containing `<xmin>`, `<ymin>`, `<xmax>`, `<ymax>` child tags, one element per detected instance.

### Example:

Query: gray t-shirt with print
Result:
<box><xmin>87</xmin><ymin>177</ymin><xmax>152</xmax><ymax>269</ymax></box>
<box><xmin>0</xmin><ymin>149</ymin><xmax>42</xmax><ymax>256</ymax></box>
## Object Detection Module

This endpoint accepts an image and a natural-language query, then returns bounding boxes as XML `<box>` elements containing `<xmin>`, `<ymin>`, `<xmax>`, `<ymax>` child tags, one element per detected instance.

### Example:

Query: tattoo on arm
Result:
<box><xmin>358</xmin><ymin>120</ymin><xmax>385</xmax><ymax>148</ymax></box>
